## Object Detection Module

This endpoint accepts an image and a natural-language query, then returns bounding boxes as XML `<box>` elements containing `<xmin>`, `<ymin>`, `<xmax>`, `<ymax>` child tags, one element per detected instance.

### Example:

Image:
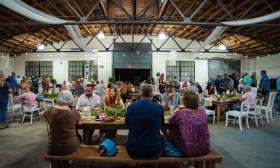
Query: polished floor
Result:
<box><xmin>0</xmin><ymin>113</ymin><xmax>280</xmax><ymax>168</ymax></box>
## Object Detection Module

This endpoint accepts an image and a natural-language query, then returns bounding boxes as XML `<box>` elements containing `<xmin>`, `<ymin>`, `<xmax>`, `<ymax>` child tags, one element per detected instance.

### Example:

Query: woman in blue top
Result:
<box><xmin>0</xmin><ymin>71</ymin><xmax>12</xmax><ymax>129</ymax></box>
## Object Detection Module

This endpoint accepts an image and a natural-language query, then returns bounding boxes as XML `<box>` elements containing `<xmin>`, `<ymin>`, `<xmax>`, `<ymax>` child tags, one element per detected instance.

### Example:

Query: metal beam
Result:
<box><xmin>112</xmin><ymin>0</ymin><xmax>133</xmax><ymax>20</ymax></box>
<box><xmin>161</xmin><ymin>25</ymin><xmax>183</xmax><ymax>50</ymax></box>
<box><xmin>11</xmin><ymin>33</ymin><xmax>33</xmax><ymax>51</ymax></box>
<box><xmin>169</xmin><ymin>0</ymin><xmax>185</xmax><ymax>19</ymax></box>
<box><xmin>86</xmin><ymin>0</ymin><xmax>101</xmax><ymax>19</ymax></box>
<box><xmin>64</xmin><ymin>0</ymin><xmax>81</xmax><ymax>18</ymax></box>
<box><xmin>1</xmin><ymin>20</ymin><xmax>280</xmax><ymax>27</ymax></box>
<box><xmin>239</xmin><ymin>0</ymin><xmax>261</xmax><ymax>19</ymax></box>
<box><xmin>132</xmin><ymin>0</ymin><xmax>136</xmax><ymax>20</ymax></box>
<box><xmin>137</xmin><ymin>0</ymin><xmax>157</xmax><ymax>20</ymax></box>
<box><xmin>190</xmin><ymin>0</ymin><xmax>208</xmax><ymax>19</ymax></box>
<box><xmin>217</xmin><ymin>0</ymin><xmax>236</xmax><ymax>20</ymax></box>
<box><xmin>159</xmin><ymin>0</ymin><xmax>169</xmax><ymax>17</ymax></box>
<box><xmin>263</xmin><ymin>0</ymin><xmax>275</xmax><ymax>12</ymax></box>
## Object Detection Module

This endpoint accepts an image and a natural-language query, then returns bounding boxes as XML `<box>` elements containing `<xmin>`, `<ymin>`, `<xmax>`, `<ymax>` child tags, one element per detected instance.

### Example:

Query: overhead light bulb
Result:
<box><xmin>218</xmin><ymin>44</ymin><xmax>226</xmax><ymax>50</ymax></box>
<box><xmin>97</xmin><ymin>32</ymin><xmax>105</xmax><ymax>39</ymax></box>
<box><xmin>158</xmin><ymin>32</ymin><xmax>166</xmax><ymax>40</ymax></box>
<box><xmin>37</xmin><ymin>43</ymin><xmax>44</xmax><ymax>50</ymax></box>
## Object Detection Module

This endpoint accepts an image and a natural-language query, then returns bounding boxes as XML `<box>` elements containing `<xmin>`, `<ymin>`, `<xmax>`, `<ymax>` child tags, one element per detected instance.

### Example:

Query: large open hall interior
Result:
<box><xmin>0</xmin><ymin>0</ymin><xmax>280</xmax><ymax>168</ymax></box>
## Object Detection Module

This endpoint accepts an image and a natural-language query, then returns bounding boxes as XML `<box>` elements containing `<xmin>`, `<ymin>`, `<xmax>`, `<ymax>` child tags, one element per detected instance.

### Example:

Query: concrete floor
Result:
<box><xmin>0</xmin><ymin>114</ymin><xmax>280</xmax><ymax>168</ymax></box>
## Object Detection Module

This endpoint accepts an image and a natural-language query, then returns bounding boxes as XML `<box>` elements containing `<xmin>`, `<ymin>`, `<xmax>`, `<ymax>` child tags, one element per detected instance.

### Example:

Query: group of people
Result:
<box><xmin>42</xmin><ymin>82</ymin><xmax>210</xmax><ymax>158</ymax></box>
<box><xmin>1</xmin><ymin>69</ymin><xmax>280</xmax><ymax>160</ymax></box>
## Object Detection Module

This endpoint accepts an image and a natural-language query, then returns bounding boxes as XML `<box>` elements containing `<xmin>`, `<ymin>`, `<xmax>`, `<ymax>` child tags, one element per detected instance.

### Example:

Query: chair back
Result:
<box><xmin>255</xmin><ymin>98</ymin><xmax>263</xmax><ymax>114</ymax></box>
<box><xmin>240</xmin><ymin>100</ymin><xmax>249</xmax><ymax>116</ymax></box>
<box><xmin>267</xmin><ymin>92</ymin><xmax>277</xmax><ymax>112</ymax></box>
<box><xmin>251</xmin><ymin>87</ymin><xmax>258</xmax><ymax>97</ymax></box>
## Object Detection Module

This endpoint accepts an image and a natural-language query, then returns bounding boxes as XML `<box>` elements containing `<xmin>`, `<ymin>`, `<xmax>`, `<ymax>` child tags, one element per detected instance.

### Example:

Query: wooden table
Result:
<box><xmin>77</xmin><ymin>116</ymin><xmax>172</xmax><ymax>144</ymax></box>
<box><xmin>212</xmin><ymin>99</ymin><xmax>239</xmax><ymax>124</ymax></box>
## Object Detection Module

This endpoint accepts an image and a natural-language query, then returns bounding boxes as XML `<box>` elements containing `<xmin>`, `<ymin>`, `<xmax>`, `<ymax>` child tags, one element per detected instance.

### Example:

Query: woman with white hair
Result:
<box><xmin>0</xmin><ymin>71</ymin><xmax>12</xmax><ymax>129</ymax></box>
<box><xmin>40</xmin><ymin>90</ymin><xmax>81</xmax><ymax>155</ymax></box>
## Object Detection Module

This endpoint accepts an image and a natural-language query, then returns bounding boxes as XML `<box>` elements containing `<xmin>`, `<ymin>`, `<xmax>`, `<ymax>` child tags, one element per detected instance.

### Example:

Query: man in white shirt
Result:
<box><xmin>76</xmin><ymin>84</ymin><xmax>100</xmax><ymax>144</ymax></box>
<box><xmin>76</xmin><ymin>84</ymin><xmax>100</xmax><ymax>111</ymax></box>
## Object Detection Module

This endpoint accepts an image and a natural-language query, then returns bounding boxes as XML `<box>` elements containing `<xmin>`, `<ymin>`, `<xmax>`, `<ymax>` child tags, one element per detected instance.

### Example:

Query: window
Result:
<box><xmin>166</xmin><ymin>61</ymin><xmax>195</xmax><ymax>81</ymax></box>
<box><xmin>68</xmin><ymin>61</ymin><xmax>98</xmax><ymax>82</ymax></box>
<box><xmin>25</xmin><ymin>61</ymin><xmax>53</xmax><ymax>78</ymax></box>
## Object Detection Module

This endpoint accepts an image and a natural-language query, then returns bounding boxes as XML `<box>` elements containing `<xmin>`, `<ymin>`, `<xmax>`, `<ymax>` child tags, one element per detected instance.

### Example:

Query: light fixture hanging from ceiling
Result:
<box><xmin>158</xmin><ymin>31</ymin><xmax>166</xmax><ymax>40</ymax></box>
<box><xmin>97</xmin><ymin>31</ymin><xmax>105</xmax><ymax>39</ymax></box>
<box><xmin>37</xmin><ymin>43</ymin><xmax>44</xmax><ymax>50</ymax></box>
<box><xmin>218</xmin><ymin>44</ymin><xmax>227</xmax><ymax>50</ymax></box>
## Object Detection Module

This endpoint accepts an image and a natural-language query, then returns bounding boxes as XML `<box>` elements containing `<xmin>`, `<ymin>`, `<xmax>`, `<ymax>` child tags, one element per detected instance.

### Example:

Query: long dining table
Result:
<box><xmin>77</xmin><ymin>115</ymin><xmax>172</xmax><ymax>144</ymax></box>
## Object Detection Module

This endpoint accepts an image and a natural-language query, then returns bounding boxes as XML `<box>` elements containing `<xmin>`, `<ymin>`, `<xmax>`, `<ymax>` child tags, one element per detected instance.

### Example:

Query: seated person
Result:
<box><xmin>161</xmin><ymin>84</ymin><xmax>180</xmax><ymax>111</ymax></box>
<box><xmin>40</xmin><ymin>90</ymin><xmax>81</xmax><ymax>155</ymax></box>
<box><xmin>104</xmin><ymin>86</ymin><xmax>124</xmax><ymax>108</ymax></box>
<box><xmin>76</xmin><ymin>84</ymin><xmax>100</xmax><ymax>111</ymax></box>
<box><xmin>16</xmin><ymin>84</ymin><xmax>37</xmax><ymax>109</ymax></box>
<box><xmin>73</xmin><ymin>81</ymin><xmax>85</xmax><ymax>97</ymax></box>
<box><xmin>203</xmin><ymin>83</ymin><xmax>215</xmax><ymax>97</ymax></box>
<box><xmin>236</xmin><ymin>85</ymin><xmax>256</xmax><ymax>110</ymax></box>
<box><xmin>169</xmin><ymin>90</ymin><xmax>210</xmax><ymax>157</ymax></box>
<box><xmin>76</xmin><ymin>84</ymin><xmax>100</xmax><ymax>144</ymax></box>
<box><xmin>126</xmin><ymin>84</ymin><xmax>164</xmax><ymax>159</ymax></box>
<box><xmin>99</xmin><ymin>86</ymin><xmax>124</xmax><ymax>140</ymax></box>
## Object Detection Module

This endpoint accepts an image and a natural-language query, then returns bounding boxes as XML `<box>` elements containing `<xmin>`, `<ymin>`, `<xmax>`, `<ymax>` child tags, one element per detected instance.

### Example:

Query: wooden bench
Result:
<box><xmin>44</xmin><ymin>145</ymin><xmax>222</xmax><ymax>168</ymax></box>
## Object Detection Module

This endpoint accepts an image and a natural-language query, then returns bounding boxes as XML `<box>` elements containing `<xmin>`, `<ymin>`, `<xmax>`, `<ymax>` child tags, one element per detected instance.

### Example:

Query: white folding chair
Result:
<box><xmin>248</xmin><ymin>98</ymin><xmax>264</xmax><ymax>127</ymax></box>
<box><xmin>21</xmin><ymin>104</ymin><xmax>40</xmax><ymax>124</ymax></box>
<box><xmin>43</xmin><ymin>99</ymin><xmax>55</xmax><ymax>110</ymax></box>
<box><xmin>203</xmin><ymin>98</ymin><xmax>215</xmax><ymax>125</ymax></box>
<box><xmin>225</xmin><ymin>101</ymin><xmax>249</xmax><ymax>131</ymax></box>
<box><xmin>6</xmin><ymin>94</ymin><xmax>22</xmax><ymax>121</ymax></box>
<box><xmin>261</xmin><ymin>92</ymin><xmax>277</xmax><ymax>123</ymax></box>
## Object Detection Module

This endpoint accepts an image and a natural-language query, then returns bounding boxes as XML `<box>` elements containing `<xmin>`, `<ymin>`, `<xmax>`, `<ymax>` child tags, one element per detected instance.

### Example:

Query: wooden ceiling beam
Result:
<box><xmin>159</xmin><ymin>0</ymin><xmax>169</xmax><ymax>17</ymax></box>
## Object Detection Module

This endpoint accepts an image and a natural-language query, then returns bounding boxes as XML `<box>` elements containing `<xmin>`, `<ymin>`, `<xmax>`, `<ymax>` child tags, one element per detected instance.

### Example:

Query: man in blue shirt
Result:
<box><xmin>277</xmin><ymin>77</ymin><xmax>280</xmax><ymax>112</ymax></box>
<box><xmin>259</xmin><ymin>70</ymin><xmax>270</xmax><ymax>104</ymax></box>
<box><xmin>214</xmin><ymin>75</ymin><xmax>222</xmax><ymax>94</ymax></box>
<box><xmin>126</xmin><ymin>84</ymin><xmax>164</xmax><ymax>158</ymax></box>
<box><xmin>8</xmin><ymin>72</ymin><xmax>18</xmax><ymax>94</ymax></box>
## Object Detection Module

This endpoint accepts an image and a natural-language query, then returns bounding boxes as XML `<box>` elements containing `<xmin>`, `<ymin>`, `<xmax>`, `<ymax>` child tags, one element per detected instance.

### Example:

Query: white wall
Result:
<box><xmin>241</xmin><ymin>53</ymin><xmax>280</xmax><ymax>79</ymax></box>
<box><xmin>0</xmin><ymin>54</ymin><xmax>14</xmax><ymax>77</ymax></box>
<box><xmin>13</xmin><ymin>35</ymin><xmax>242</xmax><ymax>84</ymax></box>
<box><xmin>14</xmin><ymin>52</ymin><xmax>112</xmax><ymax>84</ymax></box>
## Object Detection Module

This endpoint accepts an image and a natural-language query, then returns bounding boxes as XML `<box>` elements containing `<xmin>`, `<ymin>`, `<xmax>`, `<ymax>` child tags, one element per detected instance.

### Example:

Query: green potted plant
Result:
<box><xmin>108</xmin><ymin>76</ymin><xmax>115</xmax><ymax>83</ymax></box>
<box><xmin>147</xmin><ymin>77</ymin><xmax>155</xmax><ymax>84</ymax></box>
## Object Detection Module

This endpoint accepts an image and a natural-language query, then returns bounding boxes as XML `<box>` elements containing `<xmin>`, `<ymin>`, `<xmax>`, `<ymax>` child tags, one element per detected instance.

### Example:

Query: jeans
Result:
<box><xmin>277</xmin><ymin>90</ymin><xmax>280</xmax><ymax>112</ymax></box>
<box><xmin>0</xmin><ymin>95</ymin><xmax>9</xmax><ymax>124</ymax></box>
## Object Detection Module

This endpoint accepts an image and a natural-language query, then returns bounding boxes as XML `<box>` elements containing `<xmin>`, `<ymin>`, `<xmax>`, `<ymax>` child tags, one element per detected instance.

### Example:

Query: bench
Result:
<box><xmin>44</xmin><ymin>145</ymin><xmax>222</xmax><ymax>168</ymax></box>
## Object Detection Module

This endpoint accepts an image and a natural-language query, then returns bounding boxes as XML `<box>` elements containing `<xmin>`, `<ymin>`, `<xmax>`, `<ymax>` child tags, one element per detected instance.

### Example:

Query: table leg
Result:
<box><xmin>216</xmin><ymin>105</ymin><xmax>221</xmax><ymax>124</ymax></box>
<box><xmin>82</xmin><ymin>127</ymin><xmax>95</xmax><ymax>145</ymax></box>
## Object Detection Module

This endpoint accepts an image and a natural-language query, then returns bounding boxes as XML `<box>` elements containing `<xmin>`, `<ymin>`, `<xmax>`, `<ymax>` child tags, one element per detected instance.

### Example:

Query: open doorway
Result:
<box><xmin>115</xmin><ymin>69</ymin><xmax>150</xmax><ymax>85</ymax></box>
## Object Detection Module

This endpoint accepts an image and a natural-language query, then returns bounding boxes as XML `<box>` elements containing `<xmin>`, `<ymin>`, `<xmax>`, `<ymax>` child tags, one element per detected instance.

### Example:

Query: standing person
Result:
<box><xmin>168</xmin><ymin>90</ymin><xmax>210</xmax><ymax>157</ymax></box>
<box><xmin>276</xmin><ymin>77</ymin><xmax>280</xmax><ymax>113</ymax></box>
<box><xmin>259</xmin><ymin>70</ymin><xmax>270</xmax><ymax>104</ymax></box>
<box><xmin>95</xmin><ymin>80</ymin><xmax>105</xmax><ymax>105</ymax></box>
<box><xmin>228</xmin><ymin>75</ymin><xmax>235</xmax><ymax>92</ymax></box>
<box><xmin>126</xmin><ymin>84</ymin><xmax>164</xmax><ymax>158</ymax></box>
<box><xmin>155</xmin><ymin>72</ymin><xmax>160</xmax><ymax>92</ymax></box>
<box><xmin>8</xmin><ymin>72</ymin><xmax>18</xmax><ymax>94</ymax></box>
<box><xmin>243</xmin><ymin>72</ymin><xmax>253</xmax><ymax>86</ymax></box>
<box><xmin>73</xmin><ymin>81</ymin><xmax>85</xmax><ymax>97</ymax></box>
<box><xmin>251</xmin><ymin>72</ymin><xmax>257</xmax><ymax>87</ymax></box>
<box><xmin>159</xmin><ymin>73</ymin><xmax>166</xmax><ymax>94</ymax></box>
<box><xmin>42</xmin><ymin>74</ymin><xmax>50</xmax><ymax>93</ymax></box>
<box><xmin>40</xmin><ymin>90</ymin><xmax>81</xmax><ymax>155</ymax></box>
<box><xmin>213</xmin><ymin>75</ymin><xmax>222</xmax><ymax>94</ymax></box>
<box><xmin>0</xmin><ymin>71</ymin><xmax>12</xmax><ymax>129</ymax></box>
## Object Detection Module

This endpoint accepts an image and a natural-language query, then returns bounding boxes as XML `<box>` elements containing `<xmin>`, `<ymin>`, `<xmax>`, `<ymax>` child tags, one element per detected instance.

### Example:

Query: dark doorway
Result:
<box><xmin>115</xmin><ymin>69</ymin><xmax>150</xmax><ymax>85</ymax></box>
